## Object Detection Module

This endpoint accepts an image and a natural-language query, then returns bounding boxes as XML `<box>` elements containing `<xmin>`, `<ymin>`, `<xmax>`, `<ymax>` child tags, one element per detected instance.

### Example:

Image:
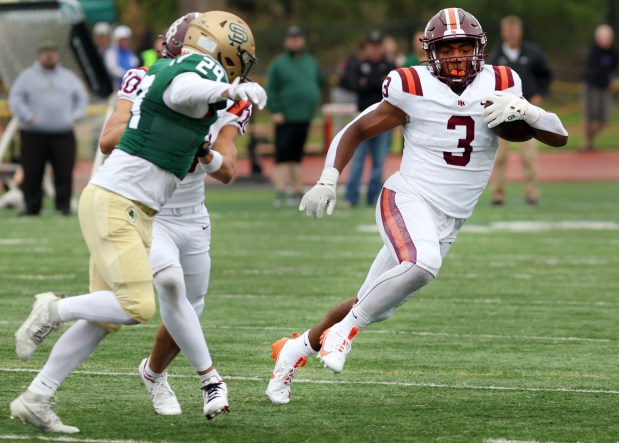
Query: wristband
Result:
<box><xmin>199</xmin><ymin>150</ymin><xmax>224</xmax><ymax>174</ymax></box>
<box><xmin>318</xmin><ymin>167</ymin><xmax>340</xmax><ymax>185</ymax></box>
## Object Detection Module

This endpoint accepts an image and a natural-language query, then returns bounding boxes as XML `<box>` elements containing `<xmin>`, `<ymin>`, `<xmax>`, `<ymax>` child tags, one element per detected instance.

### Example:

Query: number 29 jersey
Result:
<box><xmin>382</xmin><ymin>64</ymin><xmax>522</xmax><ymax>219</ymax></box>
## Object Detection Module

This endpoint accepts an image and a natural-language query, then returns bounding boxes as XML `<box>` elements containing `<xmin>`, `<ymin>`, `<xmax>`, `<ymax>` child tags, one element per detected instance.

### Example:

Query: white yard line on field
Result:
<box><xmin>0</xmin><ymin>321</ymin><xmax>609</xmax><ymax>342</ymax></box>
<box><xmin>1</xmin><ymin>367</ymin><xmax>618</xmax><ymax>396</ymax></box>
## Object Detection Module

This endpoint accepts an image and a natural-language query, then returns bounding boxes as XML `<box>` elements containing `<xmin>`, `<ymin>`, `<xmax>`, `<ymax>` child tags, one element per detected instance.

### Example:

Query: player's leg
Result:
<box><xmin>176</xmin><ymin>213</ymin><xmax>229</xmax><ymax>419</ymax></box>
<box><xmin>15</xmin><ymin>185</ymin><xmax>154</xmax><ymax>362</ymax></box>
<box><xmin>10</xmin><ymin>320</ymin><xmax>108</xmax><ymax>434</ymax></box>
<box><xmin>11</xmin><ymin>239</ymin><xmax>117</xmax><ymax>434</ymax></box>
<box><xmin>318</xmin><ymin>188</ymin><xmax>443</xmax><ymax>374</ymax></box>
<box><xmin>139</xmin><ymin>216</ymin><xmax>184</xmax><ymax>415</ymax></box>
<box><xmin>266</xmin><ymin>245</ymin><xmax>398</xmax><ymax>404</ymax></box>
<box><xmin>490</xmin><ymin>138</ymin><xmax>509</xmax><ymax>205</ymax></box>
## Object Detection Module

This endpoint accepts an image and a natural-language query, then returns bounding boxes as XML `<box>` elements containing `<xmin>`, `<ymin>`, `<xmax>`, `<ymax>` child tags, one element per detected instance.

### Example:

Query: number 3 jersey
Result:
<box><xmin>382</xmin><ymin>64</ymin><xmax>522</xmax><ymax>219</ymax></box>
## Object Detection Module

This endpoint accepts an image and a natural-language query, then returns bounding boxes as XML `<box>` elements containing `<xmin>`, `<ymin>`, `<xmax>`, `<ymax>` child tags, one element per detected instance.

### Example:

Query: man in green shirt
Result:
<box><xmin>266</xmin><ymin>26</ymin><xmax>323</xmax><ymax>206</ymax></box>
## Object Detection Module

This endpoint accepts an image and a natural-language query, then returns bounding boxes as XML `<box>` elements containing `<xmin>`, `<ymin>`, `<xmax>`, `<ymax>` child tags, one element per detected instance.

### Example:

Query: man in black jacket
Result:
<box><xmin>342</xmin><ymin>31</ymin><xmax>396</xmax><ymax>207</ymax></box>
<box><xmin>582</xmin><ymin>24</ymin><xmax>618</xmax><ymax>151</ymax></box>
<box><xmin>487</xmin><ymin>15</ymin><xmax>553</xmax><ymax>207</ymax></box>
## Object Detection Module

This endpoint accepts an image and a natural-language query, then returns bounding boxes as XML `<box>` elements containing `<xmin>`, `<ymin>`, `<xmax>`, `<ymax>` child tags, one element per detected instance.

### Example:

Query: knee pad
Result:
<box><xmin>153</xmin><ymin>267</ymin><xmax>184</xmax><ymax>301</ymax></box>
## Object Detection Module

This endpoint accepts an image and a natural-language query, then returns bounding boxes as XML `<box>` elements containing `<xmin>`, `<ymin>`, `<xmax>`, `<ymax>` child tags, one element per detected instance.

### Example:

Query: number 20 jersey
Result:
<box><xmin>382</xmin><ymin>64</ymin><xmax>522</xmax><ymax>219</ymax></box>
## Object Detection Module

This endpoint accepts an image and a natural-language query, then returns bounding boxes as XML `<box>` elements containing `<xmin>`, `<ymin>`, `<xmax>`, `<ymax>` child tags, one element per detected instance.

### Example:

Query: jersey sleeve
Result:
<box><xmin>207</xmin><ymin>99</ymin><xmax>253</xmax><ymax>143</ymax></box>
<box><xmin>490</xmin><ymin>65</ymin><xmax>523</xmax><ymax>98</ymax></box>
<box><xmin>382</xmin><ymin>67</ymin><xmax>424</xmax><ymax>112</ymax></box>
<box><xmin>117</xmin><ymin>67</ymin><xmax>149</xmax><ymax>102</ymax></box>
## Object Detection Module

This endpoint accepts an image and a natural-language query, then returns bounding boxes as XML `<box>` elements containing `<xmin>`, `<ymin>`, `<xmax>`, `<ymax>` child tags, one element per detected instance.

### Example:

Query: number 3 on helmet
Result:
<box><xmin>183</xmin><ymin>11</ymin><xmax>257</xmax><ymax>83</ymax></box>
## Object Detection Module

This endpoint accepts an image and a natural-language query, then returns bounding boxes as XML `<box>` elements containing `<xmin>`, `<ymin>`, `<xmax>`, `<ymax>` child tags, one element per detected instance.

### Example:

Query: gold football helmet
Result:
<box><xmin>183</xmin><ymin>10</ymin><xmax>257</xmax><ymax>82</ymax></box>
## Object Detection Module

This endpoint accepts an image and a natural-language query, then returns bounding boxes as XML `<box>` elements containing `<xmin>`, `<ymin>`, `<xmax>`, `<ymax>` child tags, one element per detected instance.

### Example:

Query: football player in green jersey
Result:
<box><xmin>10</xmin><ymin>11</ymin><xmax>265</xmax><ymax>433</ymax></box>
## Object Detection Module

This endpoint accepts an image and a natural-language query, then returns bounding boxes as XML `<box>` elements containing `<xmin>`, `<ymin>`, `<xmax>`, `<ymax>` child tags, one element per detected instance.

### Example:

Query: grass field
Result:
<box><xmin>1</xmin><ymin>182</ymin><xmax>618</xmax><ymax>443</ymax></box>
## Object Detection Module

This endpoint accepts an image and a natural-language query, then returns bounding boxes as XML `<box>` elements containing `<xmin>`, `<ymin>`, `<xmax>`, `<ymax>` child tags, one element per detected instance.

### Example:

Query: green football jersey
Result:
<box><xmin>117</xmin><ymin>53</ymin><xmax>228</xmax><ymax>179</ymax></box>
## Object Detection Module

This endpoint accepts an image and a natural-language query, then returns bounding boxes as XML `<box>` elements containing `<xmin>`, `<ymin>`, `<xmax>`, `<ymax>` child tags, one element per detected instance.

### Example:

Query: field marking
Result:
<box><xmin>0</xmin><ymin>321</ymin><xmax>609</xmax><ymax>343</ymax></box>
<box><xmin>0</xmin><ymin>435</ymin><xmax>160</xmax><ymax>443</ymax></box>
<box><xmin>358</xmin><ymin>220</ymin><xmax>619</xmax><ymax>234</ymax></box>
<box><xmin>1</xmin><ymin>367</ymin><xmax>618</xmax><ymax>396</ymax></box>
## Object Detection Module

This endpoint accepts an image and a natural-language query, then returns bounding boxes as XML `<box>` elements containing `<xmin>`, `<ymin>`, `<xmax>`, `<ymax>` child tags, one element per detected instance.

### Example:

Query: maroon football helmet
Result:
<box><xmin>160</xmin><ymin>12</ymin><xmax>200</xmax><ymax>58</ymax></box>
<box><xmin>422</xmin><ymin>8</ymin><xmax>486</xmax><ymax>89</ymax></box>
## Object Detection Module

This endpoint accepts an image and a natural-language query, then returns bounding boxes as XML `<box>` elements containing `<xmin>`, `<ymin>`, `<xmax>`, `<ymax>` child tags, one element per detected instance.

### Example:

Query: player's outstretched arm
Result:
<box><xmin>300</xmin><ymin>101</ymin><xmax>406</xmax><ymax>218</ymax></box>
<box><xmin>198</xmin><ymin>125</ymin><xmax>238</xmax><ymax>184</ymax></box>
<box><xmin>98</xmin><ymin>99</ymin><xmax>134</xmax><ymax>154</ymax></box>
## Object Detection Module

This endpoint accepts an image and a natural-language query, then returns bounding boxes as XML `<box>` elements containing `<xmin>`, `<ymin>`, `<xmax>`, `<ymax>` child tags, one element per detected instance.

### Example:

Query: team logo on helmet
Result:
<box><xmin>228</xmin><ymin>22</ymin><xmax>248</xmax><ymax>46</ymax></box>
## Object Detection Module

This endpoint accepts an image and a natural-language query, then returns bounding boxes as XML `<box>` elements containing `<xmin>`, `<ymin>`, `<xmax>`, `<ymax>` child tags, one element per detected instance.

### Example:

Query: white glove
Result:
<box><xmin>482</xmin><ymin>91</ymin><xmax>540</xmax><ymax>128</ymax></box>
<box><xmin>226</xmin><ymin>77</ymin><xmax>267</xmax><ymax>110</ymax></box>
<box><xmin>299</xmin><ymin>167</ymin><xmax>339</xmax><ymax>218</ymax></box>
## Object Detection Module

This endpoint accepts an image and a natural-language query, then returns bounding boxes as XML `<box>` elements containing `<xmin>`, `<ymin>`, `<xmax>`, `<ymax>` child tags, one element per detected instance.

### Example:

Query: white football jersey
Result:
<box><xmin>383</xmin><ymin>64</ymin><xmax>522</xmax><ymax>218</ymax></box>
<box><xmin>95</xmin><ymin>65</ymin><xmax>252</xmax><ymax>210</ymax></box>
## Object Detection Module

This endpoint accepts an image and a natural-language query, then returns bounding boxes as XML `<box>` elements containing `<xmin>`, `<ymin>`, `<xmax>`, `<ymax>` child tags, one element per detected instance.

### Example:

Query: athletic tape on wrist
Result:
<box><xmin>200</xmin><ymin>150</ymin><xmax>224</xmax><ymax>174</ymax></box>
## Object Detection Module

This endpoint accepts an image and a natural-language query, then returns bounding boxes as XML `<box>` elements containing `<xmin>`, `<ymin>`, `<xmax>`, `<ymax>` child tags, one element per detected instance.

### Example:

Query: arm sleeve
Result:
<box><xmin>166</xmin><ymin>72</ymin><xmax>230</xmax><ymax>107</ymax></box>
<box><xmin>117</xmin><ymin>67</ymin><xmax>148</xmax><ymax>101</ymax></box>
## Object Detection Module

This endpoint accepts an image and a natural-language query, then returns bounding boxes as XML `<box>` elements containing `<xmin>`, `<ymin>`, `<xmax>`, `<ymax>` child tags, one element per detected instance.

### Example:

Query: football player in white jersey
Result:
<box><xmin>266</xmin><ymin>7</ymin><xmax>568</xmax><ymax>404</ymax></box>
<box><xmin>99</xmin><ymin>12</ymin><xmax>252</xmax><ymax>420</ymax></box>
<box><xmin>10</xmin><ymin>11</ymin><xmax>266</xmax><ymax>434</ymax></box>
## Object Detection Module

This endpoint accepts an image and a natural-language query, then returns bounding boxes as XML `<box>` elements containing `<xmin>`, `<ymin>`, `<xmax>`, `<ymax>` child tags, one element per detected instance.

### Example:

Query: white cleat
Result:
<box><xmin>138</xmin><ymin>358</ymin><xmax>182</xmax><ymax>416</ymax></box>
<box><xmin>10</xmin><ymin>391</ymin><xmax>79</xmax><ymax>434</ymax></box>
<box><xmin>15</xmin><ymin>292</ymin><xmax>63</xmax><ymax>361</ymax></box>
<box><xmin>266</xmin><ymin>335</ymin><xmax>307</xmax><ymax>404</ymax></box>
<box><xmin>202</xmin><ymin>376</ymin><xmax>230</xmax><ymax>420</ymax></box>
<box><xmin>318</xmin><ymin>326</ymin><xmax>359</xmax><ymax>374</ymax></box>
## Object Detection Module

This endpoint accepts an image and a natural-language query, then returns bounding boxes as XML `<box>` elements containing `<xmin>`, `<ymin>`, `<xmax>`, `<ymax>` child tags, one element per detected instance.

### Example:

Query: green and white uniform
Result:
<box><xmin>91</xmin><ymin>53</ymin><xmax>229</xmax><ymax>211</ymax></box>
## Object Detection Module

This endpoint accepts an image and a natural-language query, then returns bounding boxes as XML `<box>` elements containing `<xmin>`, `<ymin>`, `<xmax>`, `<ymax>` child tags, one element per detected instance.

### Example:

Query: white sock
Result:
<box><xmin>282</xmin><ymin>330</ymin><xmax>317</xmax><ymax>362</ymax></box>
<box><xmin>56</xmin><ymin>290</ymin><xmax>137</xmax><ymax>324</ymax></box>
<box><xmin>337</xmin><ymin>304</ymin><xmax>373</xmax><ymax>333</ymax></box>
<box><xmin>28</xmin><ymin>320</ymin><xmax>108</xmax><ymax>397</ymax></box>
<box><xmin>200</xmin><ymin>368</ymin><xmax>222</xmax><ymax>387</ymax></box>
<box><xmin>28</xmin><ymin>373</ymin><xmax>58</xmax><ymax>398</ymax></box>
<box><xmin>143</xmin><ymin>357</ymin><xmax>164</xmax><ymax>381</ymax></box>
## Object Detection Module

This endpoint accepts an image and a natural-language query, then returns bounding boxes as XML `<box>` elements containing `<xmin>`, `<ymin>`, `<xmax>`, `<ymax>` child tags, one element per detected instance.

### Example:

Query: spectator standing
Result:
<box><xmin>104</xmin><ymin>25</ymin><xmax>139</xmax><ymax>88</ymax></box>
<box><xmin>266</xmin><ymin>26</ymin><xmax>323</xmax><ymax>207</ymax></box>
<box><xmin>331</xmin><ymin>39</ymin><xmax>364</xmax><ymax>104</ymax></box>
<box><xmin>92</xmin><ymin>22</ymin><xmax>111</xmax><ymax>57</ymax></box>
<box><xmin>383</xmin><ymin>35</ymin><xmax>406</xmax><ymax>67</ymax></box>
<box><xmin>402</xmin><ymin>30</ymin><xmax>427</xmax><ymax>67</ymax></box>
<box><xmin>582</xmin><ymin>24</ymin><xmax>618</xmax><ymax>151</ymax></box>
<box><xmin>343</xmin><ymin>31</ymin><xmax>396</xmax><ymax>207</ymax></box>
<box><xmin>487</xmin><ymin>15</ymin><xmax>553</xmax><ymax>207</ymax></box>
<box><xmin>8</xmin><ymin>41</ymin><xmax>88</xmax><ymax>216</ymax></box>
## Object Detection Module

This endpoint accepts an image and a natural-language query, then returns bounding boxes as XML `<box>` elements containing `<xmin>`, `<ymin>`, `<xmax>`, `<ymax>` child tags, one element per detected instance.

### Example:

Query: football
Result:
<box><xmin>485</xmin><ymin>100</ymin><xmax>535</xmax><ymax>142</ymax></box>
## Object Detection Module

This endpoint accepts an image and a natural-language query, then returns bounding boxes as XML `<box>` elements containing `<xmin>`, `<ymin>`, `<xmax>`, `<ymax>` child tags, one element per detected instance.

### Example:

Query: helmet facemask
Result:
<box><xmin>422</xmin><ymin>8</ymin><xmax>487</xmax><ymax>90</ymax></box>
